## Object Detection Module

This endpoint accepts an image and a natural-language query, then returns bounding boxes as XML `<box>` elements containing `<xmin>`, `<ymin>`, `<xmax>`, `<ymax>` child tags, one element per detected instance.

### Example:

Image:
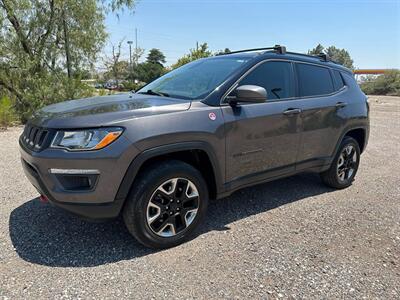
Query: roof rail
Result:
<box><xmin>218</xmin><ymin>46</ymin><xmax>343</xmax><ymax>66</ymax></box>
<box><xmin>218</xmin><ymin>45</ymin><xmax>287</xmax><ymax>56</ymax></box>
<box><xmin>286</xmin><ymin>51</ymin><xmax>339</xmax><ymax>64</ymax></box>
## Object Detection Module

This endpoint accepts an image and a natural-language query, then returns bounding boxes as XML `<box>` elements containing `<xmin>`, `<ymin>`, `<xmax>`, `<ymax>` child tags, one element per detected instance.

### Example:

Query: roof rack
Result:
<box><xmin>218</xmin><ymin>45</ymin><xmax>287</xmax><ymax>56</ymax></box>
<box><xmin>286</xmin><ymin>51</ymin><xmax>338</xmax><ymax>64</ymax></box>
<box><xmin>317</xmin><ymin>52</ymin><xmax>330</xmax><ymax>62</ymax></box>
<box><xmin>218</xmin><ymin>46</ymin><xmax>341</xmax><ymax>65</ymax></box>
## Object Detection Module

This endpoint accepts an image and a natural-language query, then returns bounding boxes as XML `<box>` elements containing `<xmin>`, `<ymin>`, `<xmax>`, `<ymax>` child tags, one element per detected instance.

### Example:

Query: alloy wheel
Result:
<box><xmin>337</xmin><ymin>145</ymin><xmax>357</xmax><ymax>182</ymax></box>
<box><xmin>146</xmin><ymin>178</ymin><xmax>200</xmax><ymax>237</ymax></box>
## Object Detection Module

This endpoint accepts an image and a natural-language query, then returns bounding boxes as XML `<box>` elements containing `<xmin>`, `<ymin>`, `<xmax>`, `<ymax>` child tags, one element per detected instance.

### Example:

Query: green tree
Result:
<box><xmin>136</xmin><ymin>62</ymin><xmax>165</xmax><ymax>83</ymax></box>
<box><xmin>146</xmin><ymin>48</ymin><xmax>166</xmax><ymax>65</ymax></box>
<box><xmin>172</xmin><ymin>43</ymin><xmax>212</xmax><ymax>69</ymax></box>
<box><xmin>307</xmin><ymin>44</ymin><xmax>325</xmax><ymax>55</ymax></box>
<box><xmin>0</xmin><ymin>0</ymin><xmax>136</xmax><ymax>123</ymax></box>
<box><xmin>134</xmin><ymin>49</ymin><xmax>167</xmax><ymax>83</ymax></box>
<box><xmin>308</xmin><ymin>44</ymin><xmax>354</xmax><ymax>69</ymax></box>
<box><xmin>215</xmin><ymin>48</ymin><xmax>231</xmax><ymax>55</ymax></box>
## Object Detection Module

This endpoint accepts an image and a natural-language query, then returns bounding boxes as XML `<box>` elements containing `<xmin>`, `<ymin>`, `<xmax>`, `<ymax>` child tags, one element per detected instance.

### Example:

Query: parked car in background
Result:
<box><xmin>104</xmin><ymin>81</ymin><xmax>124</xmax><ymax>91</ymax></box>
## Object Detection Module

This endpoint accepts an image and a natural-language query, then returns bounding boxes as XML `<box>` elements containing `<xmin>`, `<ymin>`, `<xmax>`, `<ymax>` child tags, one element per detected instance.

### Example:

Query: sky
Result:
<box><xmin>105</xmin><ymin>0</ymin><xmax>400</xmax><ymax>69</ymax></box>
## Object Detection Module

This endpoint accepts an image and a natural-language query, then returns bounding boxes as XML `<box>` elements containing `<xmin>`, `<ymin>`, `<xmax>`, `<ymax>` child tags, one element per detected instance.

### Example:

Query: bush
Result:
<box><xmin>10</xmin><ymin>75</ymin><xmax>97</xmax><ymax>124</ymax></box>
<box><xmin>0</xmin><ymin>96</ymin><xmax>16</xmax><ymax>128</ymax></box>
<box><xmin>122</xmin><ymin>81</ymin><xmax>146</xmax><ymax>92</ymax></box>
<box><xmin>360</xmin><ymin>70</ymin><xmax>400</xmax><ymax>96</ymax></box>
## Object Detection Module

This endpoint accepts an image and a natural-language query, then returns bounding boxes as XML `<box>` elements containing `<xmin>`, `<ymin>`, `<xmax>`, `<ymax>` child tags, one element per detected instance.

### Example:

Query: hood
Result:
<box><xmin>29</xmin><ymin>93</ymin><xmax>192</xmax><ymax>128</ymax></box>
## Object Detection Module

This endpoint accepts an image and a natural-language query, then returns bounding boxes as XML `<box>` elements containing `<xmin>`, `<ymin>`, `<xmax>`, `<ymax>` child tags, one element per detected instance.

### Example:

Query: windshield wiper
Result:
<box><xmin>138</xmin><ymin>89</ymin><xmax>170</xmax><ymax>97</ymax></box>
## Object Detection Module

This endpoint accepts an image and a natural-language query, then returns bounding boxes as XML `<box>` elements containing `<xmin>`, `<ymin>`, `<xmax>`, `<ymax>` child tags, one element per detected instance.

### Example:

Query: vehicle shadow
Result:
<box><xmin>9</xmin><ymin>173</ymin><xmax>334</xmax><ymax>267</ymax></box>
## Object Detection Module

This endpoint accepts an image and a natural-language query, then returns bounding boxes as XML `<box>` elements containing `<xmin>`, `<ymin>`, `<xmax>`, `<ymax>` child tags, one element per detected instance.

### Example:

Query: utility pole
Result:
<box><xmin>127</xmin><ymin>41</ymin><xmax>133</xmax><ymax>83</ymax></box>
<box><xmin>196</xmin><ymin>41</ymin><xmax>199</xmax><ymax>51</ymax></box>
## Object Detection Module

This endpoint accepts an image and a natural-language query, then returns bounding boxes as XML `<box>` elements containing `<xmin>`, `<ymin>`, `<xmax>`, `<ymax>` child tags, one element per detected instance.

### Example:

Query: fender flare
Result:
<box><xmin>114</xmin><ymin>141</ymin><xmax>223</xmax><ymax>202</ymax></box>
<box><xmin>333</xmin><ymin>125</ymin><xmax>368</xmax><ymax>156</ymax></box>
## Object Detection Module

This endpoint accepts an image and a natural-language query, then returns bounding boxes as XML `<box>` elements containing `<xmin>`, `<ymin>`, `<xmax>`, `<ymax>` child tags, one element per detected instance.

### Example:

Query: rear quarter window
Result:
<box><xmin>341</xmin><ymin>72</ymin><xmax>361</xmax><ymax>90</ymax></box>
<box><xmin>296</xmin><ymin>63</ymin><xmax>334</xmax><ymax>97</ymax></box>
<box><xmin>332</xmin><ymin>69</ymin><xmax>345</xmax><ymax>91</ymax></box>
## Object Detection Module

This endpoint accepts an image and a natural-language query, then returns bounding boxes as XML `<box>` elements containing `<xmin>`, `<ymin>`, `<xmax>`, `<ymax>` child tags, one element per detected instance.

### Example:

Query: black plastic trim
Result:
<box><xmin>21</xmin><ymin>158</ymin><xmax>122</xmax><ymax>220</ymax></box>
<box><xmin>115</xmin><ymin>141</ymin><xmax>223</xmax><ymax>202</ymax></box>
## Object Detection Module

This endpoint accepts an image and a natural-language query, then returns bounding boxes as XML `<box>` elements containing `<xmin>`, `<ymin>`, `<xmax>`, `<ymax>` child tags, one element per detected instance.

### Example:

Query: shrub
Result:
<box><xmin>0</xmin><ymin>96</ymin><xmax>16</xmax><ymax>129</ymax></box>
<box><xmin>360</xmin><ymin>70</ymin><xmax>400</xmax><ymax>96</ymax></box>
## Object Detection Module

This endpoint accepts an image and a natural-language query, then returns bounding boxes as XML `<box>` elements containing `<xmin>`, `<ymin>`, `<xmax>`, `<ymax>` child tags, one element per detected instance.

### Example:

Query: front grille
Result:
<box><xmin>21</xmin><ymin>124</ymin><xmax>51</xmax><ymax>152</ymax></box>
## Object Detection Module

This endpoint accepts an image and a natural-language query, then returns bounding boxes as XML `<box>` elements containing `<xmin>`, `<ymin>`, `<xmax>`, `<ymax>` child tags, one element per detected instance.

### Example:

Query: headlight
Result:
<box><xmin>51</xmin><ymin>127</ymin><xmax>123</xmax><ymax>151</ymax></box>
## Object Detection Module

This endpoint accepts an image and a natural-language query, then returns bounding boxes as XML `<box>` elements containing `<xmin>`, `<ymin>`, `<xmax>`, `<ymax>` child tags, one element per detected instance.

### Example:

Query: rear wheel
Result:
<box><xmin>123</xmin><ymin>160</ymin><xmax>208</xmax><ymax>249</ymax></box>
<box><xmin>320</xmin><ymin>136</ymin><xmax>360</xmax><ymax>189</ymax></box>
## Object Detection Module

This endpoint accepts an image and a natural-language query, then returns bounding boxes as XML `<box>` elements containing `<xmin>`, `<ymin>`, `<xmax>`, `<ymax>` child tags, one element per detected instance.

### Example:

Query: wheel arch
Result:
<box><xmin>334</xmin><ymin>126</ymin><xmax>368</xmax><ymax>156</ymax></box>
<box><xmin>115</xmin><ymin>142</ymin><xmax>223</xmax><ymax>206</ymax></box>
<box><xmin>344</xmin><ymin>128</ymin><xmax>367</xmax><ymax>153</ymax></box>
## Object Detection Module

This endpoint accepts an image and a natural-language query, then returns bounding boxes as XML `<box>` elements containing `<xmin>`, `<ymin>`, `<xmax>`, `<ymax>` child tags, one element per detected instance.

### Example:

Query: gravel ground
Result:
<box><xmin>0</xmin><ymin>95</ymin><xmax>399</xmax><ymax>299</ymax></box>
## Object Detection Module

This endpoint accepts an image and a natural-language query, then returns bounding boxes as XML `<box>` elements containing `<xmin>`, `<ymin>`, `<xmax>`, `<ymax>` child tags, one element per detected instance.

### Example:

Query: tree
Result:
<box><xmin>103</xmin><ymin>40</ymin><xmax>128</xmax><ymax>85</ymax></box>
<box><xmin>172</xmin><ymin>43</ymin><xmax>212</xmax><ymax>69</ymax></box>
<box><xmin>134</xmin><ymin>49</ymin><xmax>167</xmax><ymax>83</ymax></box>
<box><xmin>132</xmin><ymin>46</ymin><xmax>144</xmax><ymax>66</ymax></box>
<box><xmin>146</xmin><ymin>48</ymin><xmax>166</xmax><ymax>65</ymax></box>
<box><xmin>136</xmin><ymin>62</ymin><xmax>165</xmax><ymax>83</ymax></box>
<box><xmin>308</xmin><ymin>44</ymin><xmax>354</xmax><ymax>69</ymax></box>
<box><xmin>0</xmin><ymin>0</ymin><xmax>136</xmax><ymax>122</ymax></box>
<box><xmin>216</xmin><ymin>48</ymin><xmax>231</xmax><ymax>55</ymax></box>
<box><xmin>325</xmin><ymin>46</ymin><xmax>354</xmax><ymax>70</ymax></box>
<box><xmin>307</xmin><ymin>44</ymin><xmax>324</xmax><ymax>56</ymax></box>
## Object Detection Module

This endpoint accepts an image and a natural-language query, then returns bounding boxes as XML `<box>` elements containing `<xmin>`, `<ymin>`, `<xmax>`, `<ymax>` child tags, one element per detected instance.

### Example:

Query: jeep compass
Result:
<box><xmin>20</xmin><ymin>45</ymin><xmax>369</xmax><ymax>249</ymax></box>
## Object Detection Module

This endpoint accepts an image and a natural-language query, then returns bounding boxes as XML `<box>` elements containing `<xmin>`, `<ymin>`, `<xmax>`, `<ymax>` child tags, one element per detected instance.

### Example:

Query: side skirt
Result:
<box><xmin>217</xmin><ymin>157</ymin><xmax>332</xmax><ymax>199</ymax></box>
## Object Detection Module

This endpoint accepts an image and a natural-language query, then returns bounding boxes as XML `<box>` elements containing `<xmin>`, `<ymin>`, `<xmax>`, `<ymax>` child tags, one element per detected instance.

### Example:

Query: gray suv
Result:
<box><xmin>20</xmin><ymin>45</ymin><xmax>369</xmax><ymax>249</ymax></box>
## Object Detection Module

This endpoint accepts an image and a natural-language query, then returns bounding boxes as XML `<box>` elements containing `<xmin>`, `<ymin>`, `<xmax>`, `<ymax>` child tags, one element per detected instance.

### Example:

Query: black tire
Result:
<box><xmin>320</xmin><ymin>136</ymin><xmax>361</xmax><ymax>189</ymax></box>
<box><xmin>123</xmin><ymin>160</ymin><xmax>209</xmax><ymax>249</ymax></box>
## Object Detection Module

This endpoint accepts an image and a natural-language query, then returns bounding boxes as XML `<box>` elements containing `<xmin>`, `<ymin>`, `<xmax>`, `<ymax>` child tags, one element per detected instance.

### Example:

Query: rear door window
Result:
<box><xmin>238</xmin><ymin>61</ymin><xmax>295</xmax><ymax>100</ymax></box>
<box><xmin>296</xmin><ymin>63</ymin><xmax>334</xmax><ymax>97</ymax></box>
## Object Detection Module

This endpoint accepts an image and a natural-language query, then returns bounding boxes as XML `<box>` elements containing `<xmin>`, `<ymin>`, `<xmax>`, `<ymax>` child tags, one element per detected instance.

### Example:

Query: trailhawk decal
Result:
<box><xmin>208</xmin><ymin>112</ymin><xmax>217</xmax><ymax>121</ymax></box>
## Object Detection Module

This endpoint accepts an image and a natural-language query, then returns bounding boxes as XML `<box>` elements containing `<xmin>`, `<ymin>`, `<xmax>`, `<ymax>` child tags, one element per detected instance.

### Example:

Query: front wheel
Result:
<box><xmin>320</xmin><ymin>136</ymin><xmax>361</xmax><ymax>189</ymax></box>
<box><xmin>123</xmin><ymin>160</ymin><xmax>208</xmax><ymax>249</ymax></box>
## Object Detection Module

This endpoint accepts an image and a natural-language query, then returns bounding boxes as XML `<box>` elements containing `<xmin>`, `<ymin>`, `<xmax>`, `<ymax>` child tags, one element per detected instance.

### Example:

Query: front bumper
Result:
<box><xmin>19</xmin><ymin>135</ymin><xmax>139</xmax><ymax>220</ymax></box>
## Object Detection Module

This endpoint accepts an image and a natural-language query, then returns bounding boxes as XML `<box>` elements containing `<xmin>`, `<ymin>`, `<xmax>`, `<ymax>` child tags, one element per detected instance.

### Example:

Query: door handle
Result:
<box><xmin>283</xmin><ymin>108</ymin><xmax>302</xmax><ymax>115</ymax></box>
<box><xmin>335</xmin><ymin>101</ymin><xmax>348</xmax><ymax>108</ymax></box>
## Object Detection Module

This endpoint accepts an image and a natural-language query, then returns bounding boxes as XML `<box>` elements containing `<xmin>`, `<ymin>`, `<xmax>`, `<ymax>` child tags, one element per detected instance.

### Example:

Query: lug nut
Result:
<box><xmin>170</xmin><ymin>199</ymin><xmax>174</xmax><ymax>203</ymax></box>
<box><xmin>176</xmin><ymin>208</ymin><xmax>180</xmax><ymax>211</ymax></box>
<box><xmin>165</xmin><ymin>206</ymin><xmax>169</xmax><ymax>210</ymax></box>
<box><xmin>169</xmin><ymin>211</ymin><xmax>173</xmax><ymax>215</ymax></box>
<box><xmin>177</xmin><ymin>200</ymin><xmax>180</xmax><ymax>203</ymax></box>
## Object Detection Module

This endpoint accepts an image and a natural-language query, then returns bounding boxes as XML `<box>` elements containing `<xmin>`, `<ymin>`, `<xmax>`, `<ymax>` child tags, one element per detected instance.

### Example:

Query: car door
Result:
<box><xmin>294</xmin><ymin>63</ymin><xmax>349</xmax><ymax>169</ymax></box>
<box><xmin>221</xmin><ymin>60</ymin><xmax>302</xmax><ymax>187</ymax></box>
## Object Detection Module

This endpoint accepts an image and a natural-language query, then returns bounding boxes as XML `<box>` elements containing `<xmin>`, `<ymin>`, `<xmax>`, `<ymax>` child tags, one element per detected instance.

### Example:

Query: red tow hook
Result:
<box><xmin>39</xmin><ymin>194</ymin><xmax>49</xmax><ymax>203</ymax></box>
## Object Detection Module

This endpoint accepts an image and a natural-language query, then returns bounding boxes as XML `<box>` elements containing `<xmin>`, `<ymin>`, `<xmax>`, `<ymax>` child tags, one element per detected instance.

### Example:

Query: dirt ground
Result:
<box><xmin>0</xmin><ymin>95</ymin><xmax>399</xmax><ymax>299</ymax></box>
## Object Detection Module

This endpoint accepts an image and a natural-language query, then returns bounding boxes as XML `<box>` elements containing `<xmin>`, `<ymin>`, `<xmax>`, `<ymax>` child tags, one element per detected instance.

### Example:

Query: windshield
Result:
<box><xmin>137</xmin><ymin>57</ymin><xmax>250</xmax><ymax>100</ymax></box>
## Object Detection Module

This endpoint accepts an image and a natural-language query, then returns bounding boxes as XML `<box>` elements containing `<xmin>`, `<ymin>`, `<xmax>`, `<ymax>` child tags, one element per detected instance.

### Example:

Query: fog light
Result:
<box><xmin>54</xmin><ymin>174</ymin><xmax>98</xmax><ymax>191</ymax></box>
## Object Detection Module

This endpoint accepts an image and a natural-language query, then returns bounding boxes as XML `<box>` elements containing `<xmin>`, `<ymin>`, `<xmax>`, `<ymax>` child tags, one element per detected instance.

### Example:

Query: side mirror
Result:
<box><xmin>228</xmin><ymin>85</ymin><xmax>267</xmax><ymax>105</ymax></box>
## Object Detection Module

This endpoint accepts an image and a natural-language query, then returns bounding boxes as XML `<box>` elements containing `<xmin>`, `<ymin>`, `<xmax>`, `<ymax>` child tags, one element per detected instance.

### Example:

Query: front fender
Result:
<box><xmin>114</xmin><ymin>141</ymin><xmax>224</xmax><ymax>203</ymax></box>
